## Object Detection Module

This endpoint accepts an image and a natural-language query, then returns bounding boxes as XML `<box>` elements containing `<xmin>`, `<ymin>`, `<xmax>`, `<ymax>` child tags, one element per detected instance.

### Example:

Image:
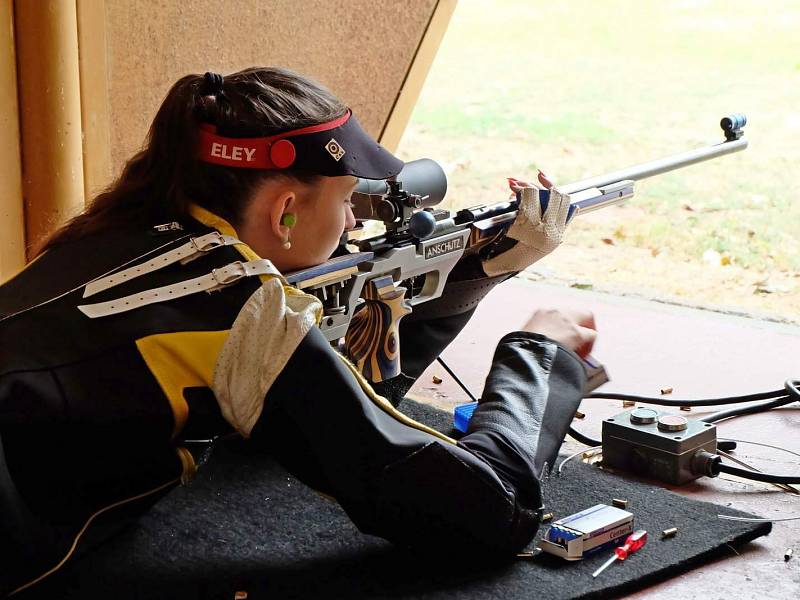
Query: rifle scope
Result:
<box><xmin>352</xmin><ymin>158</ymin><xmax>448</xmax><ymax>222</ymax></box>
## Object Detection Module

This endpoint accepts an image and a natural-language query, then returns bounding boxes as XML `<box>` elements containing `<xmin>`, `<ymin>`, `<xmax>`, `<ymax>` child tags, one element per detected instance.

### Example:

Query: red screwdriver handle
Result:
<box><xmin>616</xmin><ymin>529</ymin><xmax>648</xmax><ymax>561</ymax></box>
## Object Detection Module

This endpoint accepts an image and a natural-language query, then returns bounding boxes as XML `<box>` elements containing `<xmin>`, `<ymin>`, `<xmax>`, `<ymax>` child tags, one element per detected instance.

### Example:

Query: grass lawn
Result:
<box><xmin>397</xmin><ymin>0</ymin><xmax>800</xmax><ymax>322</ymax></box>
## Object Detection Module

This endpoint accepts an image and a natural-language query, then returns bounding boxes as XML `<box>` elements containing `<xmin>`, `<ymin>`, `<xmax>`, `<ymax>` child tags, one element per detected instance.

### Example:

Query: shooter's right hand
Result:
<box><xmin>520</xmin><ymin>307</ymin><xmax>597</xmax><ymax>358</ymax></box>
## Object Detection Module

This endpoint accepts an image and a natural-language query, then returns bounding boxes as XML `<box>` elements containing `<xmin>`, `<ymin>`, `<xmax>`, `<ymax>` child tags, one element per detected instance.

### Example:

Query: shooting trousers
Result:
<box><xmin>0</xmin><ymin>207</ymin><xmax>587</xmax><ymax>595</ymax></box>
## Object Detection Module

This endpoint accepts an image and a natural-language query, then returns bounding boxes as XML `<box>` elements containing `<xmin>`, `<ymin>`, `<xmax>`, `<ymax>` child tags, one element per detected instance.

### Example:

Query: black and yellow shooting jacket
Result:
<box><xmin>0</xmin><ymin>206</ymin><xmax>587</xmax><ymax>596</ymax></box>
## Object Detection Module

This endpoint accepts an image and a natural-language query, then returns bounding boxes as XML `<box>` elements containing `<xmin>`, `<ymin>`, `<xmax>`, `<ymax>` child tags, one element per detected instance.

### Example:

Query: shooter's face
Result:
<box><xmin>282</xmin><ymin>175</ymin><xmax>358</xmax><ymax>270</ymax></box>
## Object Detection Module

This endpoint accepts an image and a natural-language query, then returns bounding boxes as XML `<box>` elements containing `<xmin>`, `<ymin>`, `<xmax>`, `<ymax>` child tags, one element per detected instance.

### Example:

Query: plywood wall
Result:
<box><xmin>87</xmin><ymin>0</ymin><xmax>452</xmax><ymax>196</ymax></box>
<box><xmin>9</xmin><ymin>0</ymin><xmax>455</xmax><ymax>270</ymax></box>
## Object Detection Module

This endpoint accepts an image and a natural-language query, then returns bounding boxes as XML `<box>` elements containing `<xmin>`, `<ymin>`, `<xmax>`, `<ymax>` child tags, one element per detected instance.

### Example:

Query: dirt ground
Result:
<box><xmin>522</xmin><ymin>203</ymin><xmax>800</xmax><ymax>325</ymax></box>
<box><xmin>395</xmin><ymin>0</ymin><xmax>800</xmax><ymax>326</ymax></box>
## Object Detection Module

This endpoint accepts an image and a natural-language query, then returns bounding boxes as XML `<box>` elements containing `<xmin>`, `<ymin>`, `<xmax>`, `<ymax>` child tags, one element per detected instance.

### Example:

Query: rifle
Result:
<box><xmin>285</xmin><ymin>114</ymin><xmax>748</xmax><ymax>383</ymax></box>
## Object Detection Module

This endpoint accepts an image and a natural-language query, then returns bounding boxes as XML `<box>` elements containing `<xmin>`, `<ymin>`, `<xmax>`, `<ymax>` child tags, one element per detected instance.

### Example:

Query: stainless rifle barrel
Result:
<box><xmin>560</xmin><ymin>138</ymin><xmax>748</xmax><ymax>194</ymax></box>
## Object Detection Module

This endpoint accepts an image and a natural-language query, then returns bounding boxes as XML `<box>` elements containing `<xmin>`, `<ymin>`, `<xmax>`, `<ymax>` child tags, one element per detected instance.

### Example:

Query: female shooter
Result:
<box><xmin>0</xmin><ymin>67</ymin><xmax>595</xmax><ymax>595</ymax></box>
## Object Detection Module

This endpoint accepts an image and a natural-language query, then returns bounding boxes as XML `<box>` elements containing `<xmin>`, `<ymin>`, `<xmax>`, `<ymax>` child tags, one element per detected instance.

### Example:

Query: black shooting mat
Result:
<box><xmin>18</xmin><ymin>400</ymin><xmax>771</xmax><ymax>600</ymax></box>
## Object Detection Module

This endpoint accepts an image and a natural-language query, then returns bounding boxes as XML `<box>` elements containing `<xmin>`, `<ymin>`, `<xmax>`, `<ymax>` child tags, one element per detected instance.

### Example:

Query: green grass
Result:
<box><xmin>398</xmin><ymin>0</ymin><xmax>800</xmax><ymax>273</ymax></box>
<box><xmin>413</xmin><ymin>106</ymin><xmax>615</xmax><ymax>144</ymax></box>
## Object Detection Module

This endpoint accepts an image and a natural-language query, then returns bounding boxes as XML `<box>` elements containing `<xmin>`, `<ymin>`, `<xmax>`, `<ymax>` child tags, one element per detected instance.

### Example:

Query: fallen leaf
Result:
<box><xmin>602</xmin><ymin>238</ymin><xmax>615</xmax><ymax>245</ymax></box>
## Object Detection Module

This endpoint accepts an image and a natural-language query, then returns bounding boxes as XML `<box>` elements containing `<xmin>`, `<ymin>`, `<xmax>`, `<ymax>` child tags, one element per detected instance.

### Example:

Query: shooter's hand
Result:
<box><xmin>521</xmin><ymin>308</ymin><xmax>597</xmax><ymax>358</ymax></box>
<box><xmin>507</xmin><ymin>170</ymin><xmax>554</xmax><ymax>194</ymax></box>
<box><xmin>483</xmin><ymin>171</ymin><xmax>571</xmax><ymax>277</ymax></box>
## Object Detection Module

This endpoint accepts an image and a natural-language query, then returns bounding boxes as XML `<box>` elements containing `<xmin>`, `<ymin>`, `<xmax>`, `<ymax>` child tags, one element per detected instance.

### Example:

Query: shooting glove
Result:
<box><xmin>482</xmin><ymin>184</ymin><xmax>571</xmax><ymax>277</ymax></box>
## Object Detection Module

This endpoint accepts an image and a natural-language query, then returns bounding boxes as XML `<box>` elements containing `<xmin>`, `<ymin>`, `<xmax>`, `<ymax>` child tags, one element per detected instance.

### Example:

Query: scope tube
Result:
<box><xmin>354</xmin><ymin>158</ymin><xmax>447</xmax><ymax>207</ymax></box>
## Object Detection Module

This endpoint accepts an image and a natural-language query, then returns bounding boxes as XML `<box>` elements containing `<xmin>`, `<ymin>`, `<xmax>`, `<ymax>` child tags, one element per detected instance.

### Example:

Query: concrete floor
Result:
<box><xmin>408</xmin><ymin>276</ymin><xmax>800</xmax><ymax>599</ymax></box>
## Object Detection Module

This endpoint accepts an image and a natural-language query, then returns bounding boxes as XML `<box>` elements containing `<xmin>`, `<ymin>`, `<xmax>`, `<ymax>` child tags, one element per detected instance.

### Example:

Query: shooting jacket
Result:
<box><xmin>0</xmin><ymin>206</ymin><xmax>586</xmax><ymax>596</ymax></box>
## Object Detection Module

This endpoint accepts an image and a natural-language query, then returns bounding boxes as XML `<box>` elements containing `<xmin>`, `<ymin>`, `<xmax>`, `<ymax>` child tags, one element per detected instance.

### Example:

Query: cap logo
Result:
<box><xmin>210</xmin><ymin>142</ymin><xmax>257</xmax><ymax>163</ymax></box>
<box><xmin>325</xmin><ymin>138</ymin><xmax>346</xmax><ymax>161</ymax></box>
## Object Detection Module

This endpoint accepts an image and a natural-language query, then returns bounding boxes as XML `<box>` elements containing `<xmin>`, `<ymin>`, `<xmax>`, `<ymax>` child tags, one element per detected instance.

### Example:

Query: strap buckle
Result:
<box><xmin>211</xmin><ymin>261</ymin><xmax>247</xmax><ymax>286</ymax></box>
<box><xmin>191</xmin><ymin>232</ymin><xmax>226</xmax><ymax>253</ymax></box>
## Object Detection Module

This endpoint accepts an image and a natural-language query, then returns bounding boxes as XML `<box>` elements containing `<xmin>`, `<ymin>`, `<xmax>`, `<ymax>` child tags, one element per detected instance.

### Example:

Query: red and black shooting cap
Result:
<box><xmin>197</xmin><ymin>110</ymin><xmax>403</xmax><ymax>180</ymax></box>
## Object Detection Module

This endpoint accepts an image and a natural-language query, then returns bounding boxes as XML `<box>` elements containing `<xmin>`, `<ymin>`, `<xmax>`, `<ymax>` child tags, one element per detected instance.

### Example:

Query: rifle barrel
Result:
<box><xmin>560</xmin><ymin>137</ymin><xmax>748</xmax><ymax>194</ymax></box>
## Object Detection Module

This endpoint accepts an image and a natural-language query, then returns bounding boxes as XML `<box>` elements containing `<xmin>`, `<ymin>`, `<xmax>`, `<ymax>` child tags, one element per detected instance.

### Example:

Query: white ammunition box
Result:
<box><xmin>537</xmin><ymin>504</ymin><xmax>633</xmax><ymax>560</ymax></box>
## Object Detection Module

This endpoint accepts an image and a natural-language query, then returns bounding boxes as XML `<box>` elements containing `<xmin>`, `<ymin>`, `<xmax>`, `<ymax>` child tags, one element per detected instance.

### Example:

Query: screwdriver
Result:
<box><xmin>592</xmin><ymin>530</ymin><xmax>648</xmax><ymax>578</ymax></box>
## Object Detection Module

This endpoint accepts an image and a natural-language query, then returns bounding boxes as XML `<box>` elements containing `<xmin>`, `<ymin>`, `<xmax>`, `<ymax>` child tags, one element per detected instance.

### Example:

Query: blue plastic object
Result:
<box><xmin>532</xmin><ymin>187</ymin><xmax>576</xmax><ymax>222</ymax></box>
<box><xmin>453</xmin><ymin>401</ymin><xmax>479</xmax><ymax>433</ymax></box>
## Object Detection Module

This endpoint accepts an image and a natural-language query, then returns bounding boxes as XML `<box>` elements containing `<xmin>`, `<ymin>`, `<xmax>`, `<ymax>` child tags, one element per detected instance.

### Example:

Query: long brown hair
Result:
<box><xmin>38</xmin><ymin>67</ymin><xmax>347</xmax><ymax>254</ymax></box>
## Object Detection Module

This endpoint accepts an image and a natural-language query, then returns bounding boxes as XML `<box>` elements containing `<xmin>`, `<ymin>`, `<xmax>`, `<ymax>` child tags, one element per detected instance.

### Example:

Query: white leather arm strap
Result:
<box><xmin>82</xmin><ymin>232</ymin><xmax>241</xmax><ymax>298</ymax></box>
<box><xmin>77</xmin><ymin>259</ymin><xmax>280</xmax><ymax>319</ymax></box>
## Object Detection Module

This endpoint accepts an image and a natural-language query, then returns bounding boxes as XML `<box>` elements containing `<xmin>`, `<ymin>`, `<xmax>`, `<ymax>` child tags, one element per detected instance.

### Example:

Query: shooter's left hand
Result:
<box><xmin>483</xmin><ymin>171</ymin><xmax>571</xmax><ymax>277</ymax></box>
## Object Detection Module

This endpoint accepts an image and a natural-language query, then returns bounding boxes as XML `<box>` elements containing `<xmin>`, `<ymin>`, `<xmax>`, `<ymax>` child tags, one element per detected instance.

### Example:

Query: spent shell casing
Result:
<box><xmin>542</xmin><ymin>512</ymin><xmax>554</xmax><ymax>522</ymax></box>
<box><xmin>612</xmin><ymin>498</ymin><xmax>628</xmax><ymax>509</ymax></box>
<box><xmin>662</xmin><ymin>527</ymin><xmax>678</xmax><ymax>539</ymax></box>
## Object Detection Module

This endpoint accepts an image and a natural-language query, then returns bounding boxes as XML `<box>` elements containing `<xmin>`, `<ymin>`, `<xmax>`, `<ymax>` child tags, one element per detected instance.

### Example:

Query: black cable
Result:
<box><xmin>700</xmin><ymin>395</ymin><xmax>795</xmax><ymax>423</ymax></box>
<box><xmin>436</xmin><ymin>356</ymin><xmax>478</xmax><ymax>403</ymax></box>
<box><xmin>717</xmin><ymin>463</ymin><xmax>800</xmax><ymax>485</ymax></box>
<box><xmin>701</xmin><ymin>379</ymin><xmax>799</xmax><ymax>423</ymax></box>
<box><xmin>568</xmin><ymin>426</ymin><xmax>601</xmax><ymax>447</ymax></box>
<box><xmin>586</xmin><ymin>388</ymin><xmax>786</xmax><ymax>406</ymax></box>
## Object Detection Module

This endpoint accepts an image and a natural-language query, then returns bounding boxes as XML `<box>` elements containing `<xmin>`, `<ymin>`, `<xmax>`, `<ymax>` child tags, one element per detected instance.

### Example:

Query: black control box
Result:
<box><xmin>601</xmin><ymin>407</ymin><xmax>718</xmax><ymax>484</ymax></box>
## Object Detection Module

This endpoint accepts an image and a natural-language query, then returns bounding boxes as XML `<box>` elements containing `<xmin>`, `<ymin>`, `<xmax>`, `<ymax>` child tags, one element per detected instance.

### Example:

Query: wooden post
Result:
<box><xmin>0</xmin><ymin>0</ymin><xmax>25</xmax><ymax>281</ymax></box>
<box><xmin>15</xmin><ymin>0</ymin><xmax>85</xmax><ymax>258</ymax></box>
